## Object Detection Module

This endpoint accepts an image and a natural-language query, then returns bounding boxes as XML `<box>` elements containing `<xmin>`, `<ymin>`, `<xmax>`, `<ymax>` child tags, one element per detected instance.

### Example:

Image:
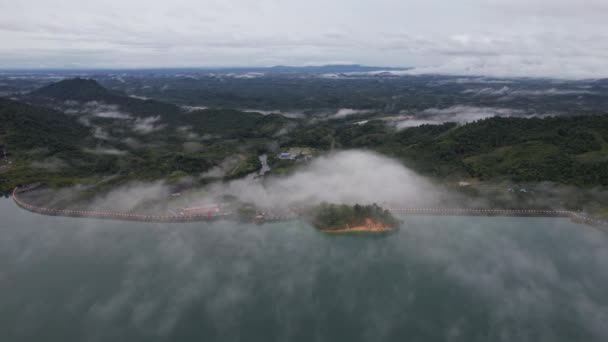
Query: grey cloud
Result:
<box><xmin>2</xmin><ymin>1</ymin><xmax>608</xmax><ymax>78</ymax></box>
<box><xmin>3</xmin><ymin>196</ymin><xmax>608</xmax><ymax>340</ymax></box>
<box><xmin>329</xmin><ymin>108</ymin><xmax>372</xmax><ymax>119</ymax></box>
<box><xmin>83</xmin><ymin>147</ymin><xmax>127</xmax><ymax>156</ymax></box>
<box><xmin>93</xmin><ymin>127</ymin><xmax>111</xmax><ymax>140</ymax></box>
<box><xmin>47</xmin><ymin>150</ymin><xmax>448</xmax><ymax>212</ymax></box>
<box><xmin>88</xmin><ymin>181</ymin><xmax>169</xmax><ymax>212</ymax></box>
<box><xmin>176</xmin><ymin>126</ymin><xmax>200</xmax><ymax>140</ymax></box>
<box><xmin>462</xmin><ymin>87</ymin><xmax>595</xmax><ymax>97</ymax></box>
<box><xmin>205</xmin><ymin>150</ymin><xmax>444</xmax><ymax>208</ymax></box>
<box><xmin>392</xmin><ymin>105</ymin><xmax>539</xmax><ymax>129</ymax></box>
<box><xmin>133</xmin><ymin>116</ymin><xmax>165</xmax><ymax>134</ymax></box>
<box><xmin>63</xmin><ymin>100</ymin><xmax>132</xmax><ymax>120</ymax></box>
<box><xmin>5</xmin><ymin>148</ymin><xmax>608</xmax><ymax>340</ymax></box>
<box><xmin>30</xmin><ymin>157</ymin><xmax>68</xmax><ymax>172</ymax></box>
<box><xmin>244</xmin><ymin>109</ymin><xmax>306</xmax><ymax>119</ymax></box>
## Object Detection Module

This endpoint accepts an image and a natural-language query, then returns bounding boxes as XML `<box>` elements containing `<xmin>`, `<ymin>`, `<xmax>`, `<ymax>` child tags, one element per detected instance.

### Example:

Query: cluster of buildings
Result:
<box><xmin>277</xmin><ymin>147</ymin><xmax>314</xmax><ymax>161</ymax></box>
<box><xmin>177</xmin><ymin>204</ymin><xmax>224</xmax><ymax>217</ymax></box>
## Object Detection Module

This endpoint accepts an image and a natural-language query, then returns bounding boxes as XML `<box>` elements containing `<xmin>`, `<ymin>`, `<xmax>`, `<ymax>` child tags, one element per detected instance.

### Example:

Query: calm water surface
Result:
<box><xmin>1</xmin><ymin>198</ymin><xmax>608</xmax><ymax>342</ymax></box>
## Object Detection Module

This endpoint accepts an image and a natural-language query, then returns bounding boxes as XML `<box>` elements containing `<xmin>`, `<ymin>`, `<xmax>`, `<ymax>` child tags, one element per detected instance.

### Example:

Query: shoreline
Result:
<box><xmin>319</xmin><ymin>218</ymin><xmax>395</xmax><ymax>233</ymax></box>
<box><xmin>320</xmin><ymin>226</ymin><xmax>395</xmax><ymax>233</ymax></box>
<box><xmin>10</xmin><ymin>187</ymin><xmax>608</xmax><ymax>233</ymax></box>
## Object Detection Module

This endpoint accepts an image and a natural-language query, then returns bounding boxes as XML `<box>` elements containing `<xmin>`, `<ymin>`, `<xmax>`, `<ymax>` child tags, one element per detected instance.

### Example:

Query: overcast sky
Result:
<box><xmin>1</xmin><ymin>0</ymin><xmax>607</xmax><ymax>78</ymax></box>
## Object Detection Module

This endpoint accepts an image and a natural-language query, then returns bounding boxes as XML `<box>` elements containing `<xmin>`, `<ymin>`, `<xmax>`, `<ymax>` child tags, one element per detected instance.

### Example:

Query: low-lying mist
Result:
<box><xmin>22</xmin><ymin>151</ymin><xmax>454</xmax><ymax>213</ymax></box>
<box><xmin>18</xmin><ymin>150</ymin><xmax>608</xmax><ymax>216</ymax></box>
<box><xmin>392</xmin><ymin>105</ymin><xmax>547</xmax><ymax>129</ymax></box>
<box><xmin>2</xmin><ymin>199</ymin><xmax>608</xmax><ymax>342</ymax></box>
<box><xmin>208</xmin><ymin>150</ymin><xmax>445</xmax><ymax>209</ymax></box>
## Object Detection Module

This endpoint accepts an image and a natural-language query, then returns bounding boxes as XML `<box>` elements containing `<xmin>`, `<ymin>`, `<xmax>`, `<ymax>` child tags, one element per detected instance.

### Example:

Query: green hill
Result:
<box><xmin>26</xmin><ymin>78</ymin><xmax>182</xmax><ymax>119</ymax></box>
<box><xmin>0</xmin><ymin>96</ymin><xmax>290</xmax><ymax>194</ymax></box>
<box><xmin>0</xmin><ymin>97</ymin><xmax>89</xmax><ymax>152</ymax></box>
<box><xmin>185</xmin><ymin>109</ymin><xmax>293</xmax><ymax>138</ymax></box>
<box><xmin>330</xmin><ymin>116</ymin><xmax>608</xmax><ymax>185</ymax></box>
<box><xmin>0</xmin><ymin>97</ymin><xmax>98</xmax><ymax>192</ymax></box>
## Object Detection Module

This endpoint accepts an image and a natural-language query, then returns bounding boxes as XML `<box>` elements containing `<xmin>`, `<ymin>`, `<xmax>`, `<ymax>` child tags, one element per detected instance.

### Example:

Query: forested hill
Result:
<box><xmin>0</xmin><ymin>97</ymin><xmax>90</xmax><ymax>152</ymax></box>
<box><xmin>24</xmin><ymin>78</ymin><xmax>182</xmax><ymax>119</ymax></box>
<box><xmin>329</xmin><ymin>116</ymin><xmax>608</xmax><ymax>185</ymax></box>
<box><xmin>0</xmin><ymin>95</ymin><xmax>294</xmax><ymax>193</ymax></box>
<box><xmin>0</xmin><ymin>97</ymin><xmax>97</xmax><ymax>192</ymax></box>
<box><xmin>4</xmin><ymin>81</ymin><xmax>608</xmax><ymax>195</ymax></box>
<box><xmin>30</xmin><ymin>78</ymin><xmax>113</xmax><ymax>101</ymax></box>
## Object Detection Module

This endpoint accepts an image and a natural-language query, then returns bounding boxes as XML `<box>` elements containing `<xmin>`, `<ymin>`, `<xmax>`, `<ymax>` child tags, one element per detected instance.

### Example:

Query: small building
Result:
<box><xmin>278</xmin><ymin>152</ymin><xmax>297</xmax><ymax>160</ymax></box>
<box><xmin>180</xmin><ymin>204</ymin><xmax>222</xmax><ymax>217</ymax></box>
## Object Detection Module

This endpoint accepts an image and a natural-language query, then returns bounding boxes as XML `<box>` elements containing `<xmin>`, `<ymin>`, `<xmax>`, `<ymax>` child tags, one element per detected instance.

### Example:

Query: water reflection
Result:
<box><xmin>1</xmin><ymin>199</ymin><xmax>607</xmax><ymax>342</ymax></box>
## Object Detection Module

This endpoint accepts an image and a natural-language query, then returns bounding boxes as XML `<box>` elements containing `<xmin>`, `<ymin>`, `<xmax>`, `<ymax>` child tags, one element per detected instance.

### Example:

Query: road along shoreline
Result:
<box><xmin>12</xmin><ymin>187</ymin><xmax>219</xmax><ymax>223</ymax></box>
<box><xmin>11</xmin><ymin>187</ymin><xmax>608</xmax><ymax>232</ymax></box>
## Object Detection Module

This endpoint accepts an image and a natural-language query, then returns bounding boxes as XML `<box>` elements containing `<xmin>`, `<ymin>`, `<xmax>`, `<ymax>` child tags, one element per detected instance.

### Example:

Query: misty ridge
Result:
<box><xmin>462</xmin><ymin>86</ymin><xmax>597</xmax><ymax>98</ymax></box>
<box><xmin>233</xmin><ymin>104</ymin><xmax>552</xmax><ymax>128</ymax></box>
<box><xmin>26</xmin><ymin>151</ymin><xmax>445</xmax><ymax>212</ymax></box>
<box><xmin>389</xmin><ymin>105</ymin><xmax>548</xmax><ymax>129</ymax></box>
<box><xmin>64</xmin><ymin>100</ymin><xmax>166</xmax><ymax>137</ymax></box>
<box><xmin>21</xmin><ymin>150</ymin><xmax>608</xmax><ymax>218</ymax></box>
<box><xmin>4</xmin><ymin>76</ymin><xmax>608</xmax><ymax>220</ymax></box>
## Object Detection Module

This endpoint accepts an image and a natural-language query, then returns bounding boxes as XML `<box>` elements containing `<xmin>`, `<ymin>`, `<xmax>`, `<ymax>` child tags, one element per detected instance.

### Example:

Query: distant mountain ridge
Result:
<box><xmin>262</xmin><ymin>64</ymin><xmax>408</xmax><ymax>73</ymax></box>
<box><xmin>1</xmin><ymin>64</ymin><xmax>409</xmax><ymax>75</ymax></box>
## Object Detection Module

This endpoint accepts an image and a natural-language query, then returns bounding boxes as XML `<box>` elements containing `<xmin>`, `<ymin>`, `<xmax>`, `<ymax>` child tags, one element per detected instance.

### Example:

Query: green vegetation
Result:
<box><xmin>391</xmin><ymin>116</ymin><xmax>608</xmax><ymax>185</ymax></box>
<box><xmin>225</xmin><ymin>155</ymin><xmax>262</xmax><ymax>179</ymax></box>
<box><xmin>5</xmin><ymin>80</ymin><xmax>608</xmax><ymax>193</ymax></box>
<box><xmin>296</xmin><ymin>116</ymin><xmax>608</xmax><ymax>186</ymax></box>
<box><xmin>27</xmin><ymin>78</ymin><xmax>182</xmax><ymax>119</ymax></box>
<box><xmin>0</xmin><ymin>94</ymin><xmax>268</xmax><ymax>193</ymax></box>
<box><xmin>184</xmin><ymin>109</ymin><xmax>293</xmax><ymax>139</ymax></box>
<box><xmin>4</xmin><ymin>78</ymin><xmax>608</xmax><ymax>217</ymax></box>
<box><xmin>310</xmin><ymin>203</ymin><xmax>399</xmax><ymax>231</ymax></box>
<box><xmin>99</xmin><ymin>74</ymin><xmax>608</xmax><ymax>115</ymax></box>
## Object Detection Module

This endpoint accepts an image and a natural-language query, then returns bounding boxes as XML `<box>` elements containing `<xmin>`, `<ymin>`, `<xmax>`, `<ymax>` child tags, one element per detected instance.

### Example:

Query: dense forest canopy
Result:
<box><xmin>311</xmin><ymin>203</ymin><xmax>399</xmax><ymax>230</ymax></box>
<box><xmin>2</xmin><ymin>77</ymin><xmax>608</xmax><ymax>217</ymax></box>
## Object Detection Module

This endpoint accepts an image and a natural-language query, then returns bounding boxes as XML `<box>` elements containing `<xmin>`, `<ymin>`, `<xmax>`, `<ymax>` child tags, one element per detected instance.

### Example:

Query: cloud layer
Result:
<box><xmin>1</xmin><ymin>0</ymin><xmax>608</xmax><ymax>78</ymax></box>
<box><xmin>392</xmin><ymin>105</ymin><xmax>541</xmax><ymax>129</ymax></box>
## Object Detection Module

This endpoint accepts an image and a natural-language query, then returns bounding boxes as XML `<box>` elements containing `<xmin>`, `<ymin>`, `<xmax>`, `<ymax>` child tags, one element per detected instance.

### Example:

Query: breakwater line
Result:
<box><xmin>12</xmin><ymin>187</ymin><xmax>219</xmax><ymax>223</ymax></box>
<box><xmin>11</xmin><ymin>187</ymin><xmax>608</xmax><ymax>232</ymax></box>
<box><xmin>388</xmin><ymin>208</ymin><xmax>608</xmax><ymax>232</ymax></box>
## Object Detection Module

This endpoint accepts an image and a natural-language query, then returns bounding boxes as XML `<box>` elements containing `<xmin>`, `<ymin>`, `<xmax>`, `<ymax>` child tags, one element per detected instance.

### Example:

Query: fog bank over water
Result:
<box><xmin>23</xmin><ymin>149</ymin><xmax>608</xmax><ymax>215</ymax></box>
<box><xmin>25</xmin><ymin>151</ymin><xmax>452</xmax><ymax>212</ymax></box>
<box><xmin>1</xmin><ymin>199</ymin><xmax>608</xmax><ymax>342</ymax></box>
<box><xmin>211</xmin><ymin>150</ymin><xmax>445</xmax><ymax>208</ymax></box>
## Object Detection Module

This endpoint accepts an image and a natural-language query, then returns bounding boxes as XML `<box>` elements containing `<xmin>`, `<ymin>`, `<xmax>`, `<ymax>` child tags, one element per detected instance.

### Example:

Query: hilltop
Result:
<box><xmin>0</xmin><ymin>80</ymin><xmax>300</xmax><ymax>194</ymax></box>
<box><xmin>24</xmin><ymin>78</ymin><xmax>182</xmax><ymax>119</ymax></box>
<box><xmin>29</xmin><ymin>78</ymin><xmax>110</xmax><ymax>101</ymax></box>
